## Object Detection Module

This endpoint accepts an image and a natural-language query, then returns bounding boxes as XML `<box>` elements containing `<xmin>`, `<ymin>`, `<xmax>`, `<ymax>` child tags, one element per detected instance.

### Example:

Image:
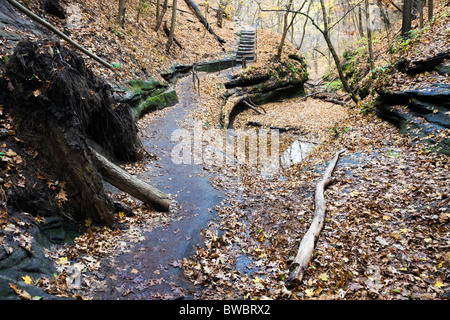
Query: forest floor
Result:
<box><xmin>0</xmin><ymin>0</ymin><xmax>448</xmax><ymax>301</ymax></box>
<box><xmin>39</xmin><ymin>65</ymin><xmax>449</xmax><ymax>300</ymax></box>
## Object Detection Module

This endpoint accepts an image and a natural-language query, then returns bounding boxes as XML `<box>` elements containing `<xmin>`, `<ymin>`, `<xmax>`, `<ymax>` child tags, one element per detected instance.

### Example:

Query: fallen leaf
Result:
<box><xmin>22</xmin><ymin>275</ymin><xmax>33</xmax><ymax>285</ymax></box>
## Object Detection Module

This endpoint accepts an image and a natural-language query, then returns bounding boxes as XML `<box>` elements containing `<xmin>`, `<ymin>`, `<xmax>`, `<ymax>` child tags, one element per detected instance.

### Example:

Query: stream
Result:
<box><xmin>94</xmin><ymin>72</ymin><xmax>230</xmax><ymax>299</ymax></box>
<box><xmin>92</xmin><ymin>64</ymin><xmax>319</xmax><ymax>299</ymax></box>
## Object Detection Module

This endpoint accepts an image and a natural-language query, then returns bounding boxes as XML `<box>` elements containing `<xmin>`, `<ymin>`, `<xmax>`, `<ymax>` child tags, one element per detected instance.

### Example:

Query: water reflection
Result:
<box><xmin>281</xmin><ymin>139</ymin><xmax>315</xmax><ymax>167</ymax></box>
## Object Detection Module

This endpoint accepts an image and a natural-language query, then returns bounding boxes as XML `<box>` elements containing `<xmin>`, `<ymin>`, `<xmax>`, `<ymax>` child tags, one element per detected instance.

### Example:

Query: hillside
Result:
<box><xmin>0</xmin><ymin>0</ymin><xmax>238</xmax><ymax>83</ymax></box>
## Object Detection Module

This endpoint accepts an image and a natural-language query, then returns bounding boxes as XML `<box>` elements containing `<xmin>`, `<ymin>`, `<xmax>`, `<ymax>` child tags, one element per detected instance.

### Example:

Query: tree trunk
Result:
<box><xmin>319</xmin><ymin>0</ymin><xmax>360</xmax><ymax>104</ymax></box>
<box><xmin>358</xmin><ymin>4</ymin><xmax>365</xmax><ymax>38</ymax></box>
<box><xmin>183</xmin><ymin>0</ymin><xmax>226</xmax><ymax>50</ymax></box>
<box><xmin>166</xmin><ymin>0</ymin><xmax>177</xmax><ymax>51</ymax></box>
<box><xmin>276</xmin><ymin>0</ymin><xmax>292</xmax><ymax>59</ymax></box>
<box><xmin>154</xmin><ymin>0</ymin><xmax>168</xmax><ymax>31</ymax></box>
<box><xmin>428</xmin><ymin>0</ymin><xmax>433</xmax><ymax>21</ymax></box>
<box><xmin>365</xmin><ymin>0</ymin><xmax>375</xmax><ymax>70</ymax></box>
<box><xmin>119</xmin><ymin>0</ymin><xmax>126</xmax><ymax>27</ymax></box>
<box><xmin>287</xmin><ymin>149</ymin><xmax>345</xmax><ymax>286</ymax></box>
<box><xmin>402</xmin><ymin>0</ymin><xmax>412</xmax><ymax>37</ymax></box>
<box><xmin>90</xmin><ymin>148</ymin><xmax>171</xmax><ymax>212</ymax></box>
<box><xmin>419</xmin><ymin>0</ymin><xmax>424</xmax><ymax>28</ymax></box>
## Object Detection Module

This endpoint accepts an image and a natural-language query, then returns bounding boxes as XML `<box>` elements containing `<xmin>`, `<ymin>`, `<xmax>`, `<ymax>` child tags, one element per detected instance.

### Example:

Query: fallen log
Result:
<box><xmin>90</xmin><ymin>147</ymin><xmax>171</xmax><ymax>212</ymax></box>
<box><xmin>5</xmin><ymin>0</ymin><xmax>113</xmax><ymax>70</ymax></box>
<box><xmin>287</xmin><ymin>149</ymin><xmax>345</xmax><ymax>287</ymax></box>
<box><xmin>183</xmin><ymin>0</ymin><xmax>226</xmax><ymax>50</ymax></box>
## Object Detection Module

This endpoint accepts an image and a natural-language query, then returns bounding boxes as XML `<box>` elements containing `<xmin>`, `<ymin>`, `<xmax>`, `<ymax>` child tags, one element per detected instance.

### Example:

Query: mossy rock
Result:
<box><xmin>132</xmin><ymin>88</ymin><xmax>179</xmax><ymax>119</ymax></box>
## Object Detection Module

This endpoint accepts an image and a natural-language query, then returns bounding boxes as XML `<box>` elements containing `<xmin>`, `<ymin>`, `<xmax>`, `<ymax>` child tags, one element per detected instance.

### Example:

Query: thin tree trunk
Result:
<box><xmin>419</xmin><ymin>0</ymin><xmax>424</xmax><ymax>28</ymax></box>
<box><xmin>166</xmin><ymin>0</ymin><xmax>177</xmax><ymax>51</ymax></box>
<box><xmin>119</xmin><ymin>0</ymin><xmax>126</xmax><ymax>27</ymax></box>
<box><xmin>287</xmin><ymin>149</ymin><xmax>345</xmax><ymax>286</ymax></box>
<box><xmin>365</xmin><ymin>0</ymin><xmax>375</xmax><ymax>70</ymax></box>
<box><xmin>319</xmin><ymin>0</ymin><xmax>359</xmax><ymax>104</ymax></box>
<box><xmin>154</xmin><ymin>0</ymin><xmax>168</xmax><ymax>31</ymax></box>
<box><xmin>296</xmin><ymin>1</ymin><xmax>311</xmax><ymax>50</ymax></box>
<box><xmin>428</xmin><ymin>0</ymin><xmax>433</xmax><ymax>21</ymax></box>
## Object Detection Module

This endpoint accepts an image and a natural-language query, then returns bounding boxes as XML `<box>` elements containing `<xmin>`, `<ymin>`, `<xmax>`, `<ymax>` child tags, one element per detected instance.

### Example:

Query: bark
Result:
<box><xmin>365</xmin><ymin>0</ymin><xmax>375</xmax><ymax>70</ymax></box>
<box><xmin>166</xmin><ymin>0</ymin><xmax>178</xmax><ymax>51</ymax></box>
<box><xmin>90</xmin><ymin>148</ymin><xmax>171</xmax><ymax>212</ymax></box>
<box><xmin>183</xmin><ymin>0</ymin><xmax>226</xmax><ymax>50</ymax></box>
<box><xmin>287</xmin><ymin>149</ymin><xmax>345</xmax><ymax>286</ymax></box>
<box><xmin>119</xmin><ymin>0</ymin><xmax>126</xmax><ymax>27</ymax></box>
<box><xmin>402</xmin><ymin>0</ymin><xmax>412</xmax><ymax>37</ymax></box>
<box><xmin>154</xmin><ymin>0</ymin><xmax>168</xmax><ymax>31</ymax></box>
<box><xmin>428</xmin><ymin>0</ymin><xmax>433</xmax><ymax>21</ymax></box>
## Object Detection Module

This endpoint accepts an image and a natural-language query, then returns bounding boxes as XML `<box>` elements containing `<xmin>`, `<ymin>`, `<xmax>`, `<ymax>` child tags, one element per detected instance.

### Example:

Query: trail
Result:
<box><xmin>93</xmin><ymin>72</ymin><xmax>232</xmax><ymax>300</ymax></box>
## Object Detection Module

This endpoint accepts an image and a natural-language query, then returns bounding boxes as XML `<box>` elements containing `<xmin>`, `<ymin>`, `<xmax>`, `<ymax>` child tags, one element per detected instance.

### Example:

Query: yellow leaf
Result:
<box><xmin>35</xmin><ymin>216</ymin><xmax>45</xmax><ymax>223</ymax></box>
<box><xmin>22</xmin><ymin>275</ymin><xmax>32</xmax><ymax>285</ymax></box>
<box><xmin>85</xmin><ymin>218</ymin><xmax>92</xmax><ymax>227</ymax></box>
<box><xmin>319</xmin><ymin>273</ymin><xmax>329</xmax><ymax>282</ymax></box>
<box><xmin>58</xmin><ymin>257</ymin><xmax>68</xmax><ymax>265</ymax></box>
<box><xmin>131</xmin><ymin>269</ymin><xmax>139</xmax><ymax>274</ymax></box>
<box><xmin>252</xmin><ymin>276</ymin><xmax>262</xmax><ymax>283</ymax></box>
<box><xmin>349</xmin><ymin>190</ymin><xmax>359</xmax><ymax>197</ymax></box>
<box><xmin>435</xmin><ymin>280</ymin><xmax>444</xmax><ymax>288</ymax></box>
<box><xmin>390</xmin><ymin>231</ymin><xmax>402</xmax><ymax>240</ymax></box>
<box><xmin>304</xmin><ymin>288</ymin><xmax>315</xmax><ymax>297</ymax></box>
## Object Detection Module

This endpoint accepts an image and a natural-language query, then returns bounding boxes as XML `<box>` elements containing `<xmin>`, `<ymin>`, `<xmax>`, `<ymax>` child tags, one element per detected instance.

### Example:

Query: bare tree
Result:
<box><xmin>166</xmin><ymin>0</ymin><xmax>177</xmax><ymax>51</ymax></box>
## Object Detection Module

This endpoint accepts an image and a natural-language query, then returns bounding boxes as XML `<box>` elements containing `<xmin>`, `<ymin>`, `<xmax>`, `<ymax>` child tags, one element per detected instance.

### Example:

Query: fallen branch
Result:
<box><xmin>287</xmin><ymin>149</ymin><xmax>346</xmax><ymax>287</ymax></box>
<box><xmin>5</xmin><ymin>0</ymin><xmax>113</xmax><ymax>70</ymax></box>
<box><xmin>243</xmin><ymin>100</ymin><xmax>265</xmax><ymax>115</ymax></box>
<box><xmin>183</xmin><ymin>0</ymin><xmax>226</xmax><ymax>50</ymax></box>
<box><xmin>89</xmin><ymin>148</ymin><xmax>171</xmax><ymax>212</ymax></box>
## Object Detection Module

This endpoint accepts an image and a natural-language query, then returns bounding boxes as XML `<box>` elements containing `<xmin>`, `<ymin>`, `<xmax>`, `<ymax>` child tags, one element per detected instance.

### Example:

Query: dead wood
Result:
<box><xmin>5</xmin><ymin>0</ymin><xmax>113</xmax><ymax>69</ymax></box>
<box><xmin>287</xmin><ymin>149</ymin><xmax>345</xmax><ymax>287</ymax></box>
<box><xmin>183</xmin><ymin>0</ymin><xmax>226</xmax><ymax>50</ymax></box>
<box><xmin>90</xmin><ymin>148</ymin><xmax>171</xmax><ymax>212</ymax></box>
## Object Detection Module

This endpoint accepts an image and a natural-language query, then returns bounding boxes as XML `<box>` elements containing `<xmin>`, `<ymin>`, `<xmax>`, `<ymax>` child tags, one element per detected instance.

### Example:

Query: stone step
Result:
<box><xmin>237</xmin><ymin>53</ymin><xmax>255</xmax><ymax>59</ymax></box>
<box><xmin>237</xmin><ymin>50</ymin><xmax>254</xmax><ymax>55</ymax></box>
